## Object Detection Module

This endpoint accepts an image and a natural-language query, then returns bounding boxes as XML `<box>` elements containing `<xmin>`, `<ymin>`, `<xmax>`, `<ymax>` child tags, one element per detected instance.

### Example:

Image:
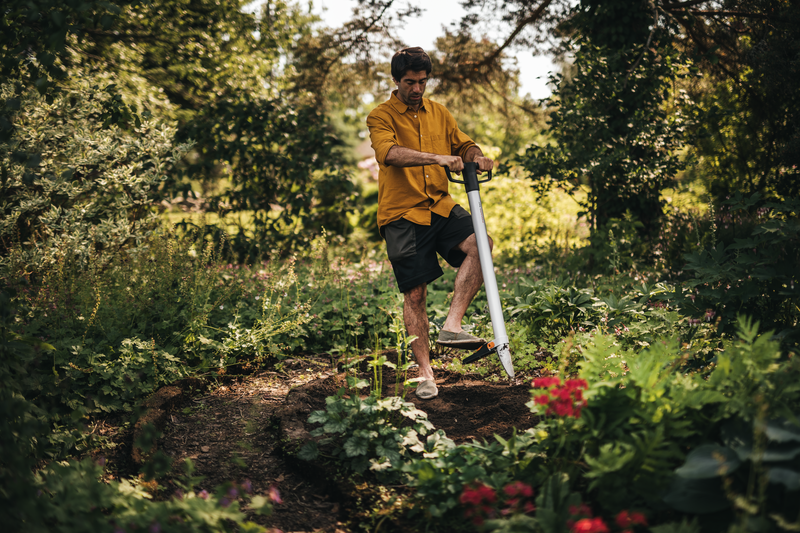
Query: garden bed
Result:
<box><xmin>277</xmin><ymin>363</ymin><xmax>537</xmax><ymax>447</ymax></box>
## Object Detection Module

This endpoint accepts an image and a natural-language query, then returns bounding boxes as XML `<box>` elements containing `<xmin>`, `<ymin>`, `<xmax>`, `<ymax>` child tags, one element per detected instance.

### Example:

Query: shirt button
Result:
<box><xmin>414</xmin><ymin>115</ymin><xmax>417</xmax><ymax>118</ymax></box>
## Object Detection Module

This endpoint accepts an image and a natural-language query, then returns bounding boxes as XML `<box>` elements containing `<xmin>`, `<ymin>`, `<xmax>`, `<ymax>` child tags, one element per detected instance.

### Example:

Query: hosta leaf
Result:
<box><xmin>663</xmin><ymin>476</ymin><xmax>730</xmax><ymax>514</ymax></box>
<box><xmin>675</xmin><ymin>444</ymin><xmax>741</xmax><ymax>479</ymax></box>
<box><xmin>766</xmin><ymin>418</ymin><xmax>800</xmax><ymax>443</ymax></box>
<box><xmin>767</xmin><ymin>467</ymin><xmax>800</xmax><ymax>490</ymax></box>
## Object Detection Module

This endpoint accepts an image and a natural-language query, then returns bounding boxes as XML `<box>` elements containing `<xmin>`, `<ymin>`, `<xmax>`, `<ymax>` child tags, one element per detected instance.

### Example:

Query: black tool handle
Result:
<box><xmin>444</xmin><ymin>162</ymin><xmax>491</xmax><ymax>192</ymax></box>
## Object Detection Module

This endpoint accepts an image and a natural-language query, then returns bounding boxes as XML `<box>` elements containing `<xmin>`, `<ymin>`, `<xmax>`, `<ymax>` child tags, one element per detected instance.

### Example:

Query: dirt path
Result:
<box><xmin>136</xmin><ymin>358</ymin><xmax>340</xmax><ymax>532</ymax></box>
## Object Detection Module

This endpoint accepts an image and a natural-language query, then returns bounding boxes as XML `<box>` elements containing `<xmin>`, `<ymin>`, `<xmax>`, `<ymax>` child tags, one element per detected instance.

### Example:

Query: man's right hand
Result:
<box><xmin>436</xmin><ymin>155</ymin><xmax>464</xmax><ymax>173</ymax></box>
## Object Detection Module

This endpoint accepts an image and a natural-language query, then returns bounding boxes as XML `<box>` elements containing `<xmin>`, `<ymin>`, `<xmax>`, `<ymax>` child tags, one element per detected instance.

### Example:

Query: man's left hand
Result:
<box><xmin>474</xmin><ymin>156</ymin><xmax>494</xmax><ymax>173</ymax></box>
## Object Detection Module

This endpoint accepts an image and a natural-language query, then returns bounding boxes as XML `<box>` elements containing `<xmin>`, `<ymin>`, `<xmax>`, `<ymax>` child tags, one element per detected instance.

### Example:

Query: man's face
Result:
<box><xmin>394</xmin><ymin>70</ymin><xmax>428</xmax><ymax>107</ymax></box>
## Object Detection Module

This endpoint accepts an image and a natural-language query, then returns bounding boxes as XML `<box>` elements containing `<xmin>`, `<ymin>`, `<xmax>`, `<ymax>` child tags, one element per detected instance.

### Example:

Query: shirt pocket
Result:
<box><xmin>429</xmin><ymin>134</ymin><xmax>451</xmax><ymax>155</ymax></box>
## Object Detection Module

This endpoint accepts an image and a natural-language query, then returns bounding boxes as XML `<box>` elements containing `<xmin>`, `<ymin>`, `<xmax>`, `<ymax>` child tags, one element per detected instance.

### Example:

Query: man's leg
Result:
<box><xmin>404</xmin><ymin>283</ymin><xmax>434</xmax><ymax>380</ymax></box>
<box><xmin>442</xmin><ymin>233</ymin><xmax>493</xmax><ymax>333</ymax></box>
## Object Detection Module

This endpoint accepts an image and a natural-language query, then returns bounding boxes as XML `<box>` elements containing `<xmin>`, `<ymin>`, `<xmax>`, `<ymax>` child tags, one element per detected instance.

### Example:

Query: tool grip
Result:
<box><xmin>444</xmin><ymin>163</ymin><xmax>492</xmax><ymax>184</ymax></box>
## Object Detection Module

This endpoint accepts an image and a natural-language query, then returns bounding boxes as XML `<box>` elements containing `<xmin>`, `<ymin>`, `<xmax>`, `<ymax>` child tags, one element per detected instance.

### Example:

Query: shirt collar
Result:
<box><xmin>389</xmin><ymin>90</ymin><xmax>426</xmax><ymax>114</ymax></box>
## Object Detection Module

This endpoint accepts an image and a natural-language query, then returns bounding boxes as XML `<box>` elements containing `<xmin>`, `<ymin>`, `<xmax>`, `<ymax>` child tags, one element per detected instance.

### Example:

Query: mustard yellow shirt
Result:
<box><xmin>367</xmin><ymin>91</ymin><xmax>477</xmax><ymax>229</ymax></box>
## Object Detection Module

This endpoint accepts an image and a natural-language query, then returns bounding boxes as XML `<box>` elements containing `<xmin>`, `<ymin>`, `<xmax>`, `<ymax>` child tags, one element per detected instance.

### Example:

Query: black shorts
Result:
<box><xmin>381</xmin><ymin>205</ymin><xmax>475</xmax><ymax>294</ymax></box>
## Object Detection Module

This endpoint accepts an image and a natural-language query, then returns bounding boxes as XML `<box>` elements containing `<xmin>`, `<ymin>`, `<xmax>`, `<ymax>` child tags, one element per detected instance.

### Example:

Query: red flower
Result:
<box><xmin>534</xmin><ymin>377</ymin><xmax>588</xmax><ymax>419</ymax></box>
<box><xmin>615</xmin><ymin>510</ymin><xmax>648</xmax><ymax>528</ymax></box>
<box><xmin>460</xmin><ymin>490</ymin><xmax>482</xmax><ymax>506</ymax></box>
<box><xmin>503</xmin><ymin>481</ymin><xmax>534</xmax><ymax>498</ymax></box>
<box><xmin>534</xmin><ymin>394</ymin><xmax>551</xmax><ymax>405</ymax></box>
<box><xmin>565</xmin><ymin>379</ymin><xmax>588</xmax><ymax>391</ymax></box>
<box><xmin>460</xmin><ymin>482</ymin><xmax>497</xmax><ymax>506</ymax></box>
<box><xmin>532</xmin><ymin>377</ymin><xmax>561</xmax><ymax>389</ymax></box>
<box><xmin>568</xmin><ymin>503</ymin><xmax>592</xmax><ymax>517</ymax></box>
<box><xmin>571</xmin><ymin>517</ymin><xmax>609</xmax><ymax>533</ymax></box>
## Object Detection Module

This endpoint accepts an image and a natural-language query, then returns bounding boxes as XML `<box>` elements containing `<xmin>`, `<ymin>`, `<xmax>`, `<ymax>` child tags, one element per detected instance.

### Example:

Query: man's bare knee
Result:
<box><xmin>404</xmin><ymin>284</ymin><xmax>427</xmax><ymax>308</ymax></box>
<box><xmin>458</xmin><ymin>233</ymin><xmax>491</xmax><ymax>254</ymax></box>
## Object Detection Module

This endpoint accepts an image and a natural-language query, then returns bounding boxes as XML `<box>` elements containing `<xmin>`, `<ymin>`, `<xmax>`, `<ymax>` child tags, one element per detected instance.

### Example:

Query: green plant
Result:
<box><xmin>298</xmin><ymin>385</ymin><xmax>434</xmax><ymax>482</ymax></box>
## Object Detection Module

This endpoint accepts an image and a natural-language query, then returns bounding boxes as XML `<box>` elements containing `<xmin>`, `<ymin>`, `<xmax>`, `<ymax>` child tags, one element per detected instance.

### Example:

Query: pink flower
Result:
<box><xmin>268</xmin><ymin>485</ymin><xmax>282</xmax><ymax>504</ymax></box>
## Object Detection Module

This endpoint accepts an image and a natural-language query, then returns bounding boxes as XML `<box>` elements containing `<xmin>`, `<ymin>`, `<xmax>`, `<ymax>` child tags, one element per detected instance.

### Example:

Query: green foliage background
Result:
<box><xmin>1</xmin><ymin>0</ymin><xmax>800</xmax><ymax>531</ymax></box>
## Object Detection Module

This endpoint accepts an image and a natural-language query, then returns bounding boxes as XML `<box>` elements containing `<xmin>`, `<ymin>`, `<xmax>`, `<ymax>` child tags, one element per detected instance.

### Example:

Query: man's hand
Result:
<box><xmin>436</xmin><ymin>154</ymin><xmax>464</xmax><ymax>173</ymax></box>
<box><xmin>473</xmin><ymin>156</ymin><xmax>494</xmax><ymax>173</ymax></box>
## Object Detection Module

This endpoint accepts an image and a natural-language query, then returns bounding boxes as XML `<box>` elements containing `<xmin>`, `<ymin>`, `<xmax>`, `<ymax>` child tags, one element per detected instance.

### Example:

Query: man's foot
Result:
<box><xmin>436</xmin><ymin>330</ymin><xmax>486</xmax><ymax>350</ymax></box>
<box><xmin>415</xmin><ymin>379</ymin><xmax>438</xmax><ymax>400</ymax></box>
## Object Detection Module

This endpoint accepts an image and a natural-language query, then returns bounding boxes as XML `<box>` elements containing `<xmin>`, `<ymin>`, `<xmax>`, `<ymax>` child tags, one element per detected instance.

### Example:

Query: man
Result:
<box><xmin>366</xmin><ymin>47</ymin><xmax>494</xmax><ymax>400</ymax></box>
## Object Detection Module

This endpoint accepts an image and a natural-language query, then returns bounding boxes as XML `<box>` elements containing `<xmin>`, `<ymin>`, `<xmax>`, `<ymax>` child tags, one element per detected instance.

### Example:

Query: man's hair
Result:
<box><xmin>391</xmin><ymin>47</ymin><xmax>432</xmax><ymax>81</ymax></box>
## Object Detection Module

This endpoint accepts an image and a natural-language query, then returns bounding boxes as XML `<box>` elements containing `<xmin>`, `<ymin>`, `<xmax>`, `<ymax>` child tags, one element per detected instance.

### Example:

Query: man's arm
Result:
<box><xmin>385</xmin><ymin>146</ymin><xmax>466</xmax><ymax>172</ymax></box>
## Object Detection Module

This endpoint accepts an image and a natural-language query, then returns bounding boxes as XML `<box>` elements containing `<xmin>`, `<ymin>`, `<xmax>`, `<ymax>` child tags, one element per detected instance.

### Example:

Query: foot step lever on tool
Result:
<box><xmin>445</xmin><ymin>162</ymin><xmax>515</xmax><ymax>380</ymax></box>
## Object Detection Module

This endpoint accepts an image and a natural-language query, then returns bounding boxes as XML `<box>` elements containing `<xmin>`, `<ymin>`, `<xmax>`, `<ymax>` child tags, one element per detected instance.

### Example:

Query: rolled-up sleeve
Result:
<box><xmin>367</xmin><ymin>111</ymin><xmax>397</xmax><ymax>165</ymax></box>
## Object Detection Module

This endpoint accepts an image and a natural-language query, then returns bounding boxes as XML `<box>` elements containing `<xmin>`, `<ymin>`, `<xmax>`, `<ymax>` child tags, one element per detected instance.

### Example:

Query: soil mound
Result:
<box><xmin>279</xmin><ymin>365</ymin><xmax>538</xmax><ymax>444</ymax></box>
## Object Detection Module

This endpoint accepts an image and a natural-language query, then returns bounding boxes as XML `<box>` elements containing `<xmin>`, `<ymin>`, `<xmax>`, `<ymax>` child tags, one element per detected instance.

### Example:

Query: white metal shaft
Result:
<box><xmin>466</xmin><ymin>190</ymin><xmax>513</xmax><ymax>378</ymax></box>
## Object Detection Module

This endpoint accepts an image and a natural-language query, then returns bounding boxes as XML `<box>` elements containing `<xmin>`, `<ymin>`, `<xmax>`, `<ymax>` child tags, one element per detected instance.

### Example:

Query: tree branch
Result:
<box><xmin>685</xmin><ymin>10</ymin><xmax>769</xmax><ymax>19</ymax></box>
<box><xmin>661</xmin><ymin>0</ymin><xmax>710</xmax><ymax>9</ymax></box>
<box><xmin>480</xmin><ymin>0</ymin><xmax>554</xmax><ymax>67</ymax></box>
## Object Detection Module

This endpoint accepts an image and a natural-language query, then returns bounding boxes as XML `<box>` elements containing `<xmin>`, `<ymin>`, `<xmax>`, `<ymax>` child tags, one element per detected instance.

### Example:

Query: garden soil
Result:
<box><xmin>99</xmin><ymin>353</ymin><xmax>538</xmax><ymax>533</ymax></box>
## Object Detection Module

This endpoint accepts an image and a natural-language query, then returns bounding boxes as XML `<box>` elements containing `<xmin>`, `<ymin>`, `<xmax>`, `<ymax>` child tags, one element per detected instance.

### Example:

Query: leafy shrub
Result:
<box><xmin>528</xmin><ymin>316</ymin><xmax>800</xmax><ymax>517</ymax></box>
<box><xmin>176</xmin><ymin>95</ymin><xmax>357</xmax><ymax>257</ymax></box>
<box><xmin>0</xmin><ymin>78</ymin><xmax>190</xmax><ymax>277</ymax></box>
<box><xmin>297</xmin><ymin>256</ymin><xmax>399</xmax><ymax>354</ymax></box>
<box><xmin>682</xmin><ymin>194</ymin><xmax>800</xmax><ymax>351</ymax></box>
<box><xmin>449</xmin><ymin>179</ymin><xmax>588</xmax><ymax>268</ymax></box>
<box><xmin>402</xmin><ymin>429</ymin><xmax>541</xmax><ymax>522</ymax></box>
<box><xmin>506</xmin><ymin>276</ymin><xmax>680</xmax><ymax>352</ymax></box>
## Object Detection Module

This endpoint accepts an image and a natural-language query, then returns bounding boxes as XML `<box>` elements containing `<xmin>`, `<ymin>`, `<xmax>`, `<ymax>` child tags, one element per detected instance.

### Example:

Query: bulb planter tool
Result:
<box><xmin>445</xmin><ymin>162</ymin><xmax>515</xmax><ymax>380</ymax></box>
